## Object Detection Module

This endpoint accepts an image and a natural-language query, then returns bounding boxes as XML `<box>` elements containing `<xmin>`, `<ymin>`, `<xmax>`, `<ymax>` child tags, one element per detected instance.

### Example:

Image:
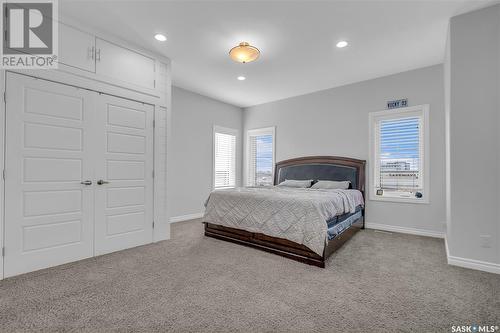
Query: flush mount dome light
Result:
<box><xmin>229</xmin><ymin>42</ymin><xmax>260</xmax><ymax>63</ymax></box>
<box><xmin>237</xmin><ymin>76</ymin><xmax>246</xmax><ymax>81</ymax></box>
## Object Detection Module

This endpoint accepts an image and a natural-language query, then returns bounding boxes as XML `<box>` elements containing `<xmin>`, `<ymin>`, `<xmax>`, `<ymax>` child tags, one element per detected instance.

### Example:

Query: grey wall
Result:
<box><xmin>446</xmin><ymin>5</ymin><xmax>500</xmax><ymax>265</ymax></box>
<box><xmin>170</xmin><ymin>86</ymin><xmax>243</xmax><ymax>218</ymax></box>
<box><xmin>244</xmin><ymin>65</ymin><xmax>446</xmax><ymax>233</ymax></box>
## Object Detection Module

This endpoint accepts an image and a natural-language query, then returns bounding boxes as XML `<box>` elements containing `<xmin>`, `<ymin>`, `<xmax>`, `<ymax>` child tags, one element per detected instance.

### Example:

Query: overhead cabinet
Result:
<box><xmin>58</xmin><ymin>23</ymin><xmax>96</xmax><ymax>73</ymax></box>
<box><xmin>58</xmin><ymin>25</ymin><xmax>157</xmax><ymax>93</ymax></box>
<box><xmin>95</xmin><ymin>38</ymin><xmax>156</xmax><ymax>91</ymax></box>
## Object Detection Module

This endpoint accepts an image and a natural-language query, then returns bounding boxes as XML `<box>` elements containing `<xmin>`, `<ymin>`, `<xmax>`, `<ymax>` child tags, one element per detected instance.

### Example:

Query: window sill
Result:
<box><xmin>214</xmin><ymin>186</ymin><xmax>236</xmax><ymax>190</ymax></box>
<box><xmin>369</xmin><ymin>195</ymin><xmax>429</xmax><ymax>204</ymax></box>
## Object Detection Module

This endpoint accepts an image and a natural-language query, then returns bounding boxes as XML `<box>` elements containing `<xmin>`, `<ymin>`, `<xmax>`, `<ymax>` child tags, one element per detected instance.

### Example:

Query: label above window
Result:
<box><xmin>387</xmin><ymin>99</ymin><xmax>408</xmax><ymax>109</ymax></box>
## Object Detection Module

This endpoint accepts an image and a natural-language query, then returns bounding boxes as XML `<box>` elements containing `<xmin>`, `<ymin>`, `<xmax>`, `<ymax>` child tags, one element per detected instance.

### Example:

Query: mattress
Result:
<box><xmin>326</xmin><ymin>206</ymin><xmax>363</xmax><ymax>240</ymax></box>
<box><xmin>327</xmin><ymin>205</ymin><xmax>363</xmax><ymax>228</ymax></box>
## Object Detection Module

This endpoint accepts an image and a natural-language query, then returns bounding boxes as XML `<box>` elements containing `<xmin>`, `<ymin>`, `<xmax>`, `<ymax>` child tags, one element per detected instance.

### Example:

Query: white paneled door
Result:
<box><xmin>94</xmin><ymin>95</ymin><xmax>154</xmax><ymax>256</ymax></box>
<box><xmin>4</xmin><ymin>74</ymin><xmax>95</xmax><ymax>277</ymax></box>
<box><xmin>4</xmin><ymin>73</ymin><xmax>154</xmax><ymax>277</ymax></box>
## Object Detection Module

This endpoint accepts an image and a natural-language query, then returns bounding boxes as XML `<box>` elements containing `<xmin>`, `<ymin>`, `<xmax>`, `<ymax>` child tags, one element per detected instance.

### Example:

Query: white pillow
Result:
<box><xmin>277</xmin><ymin>179</ymin><xmax>313</xmax><ymax>188</ymax></box>
<box><xmin>311</xmin><ymin>180</ymin><xmax>350</xmax><ymax>190</ymax></box>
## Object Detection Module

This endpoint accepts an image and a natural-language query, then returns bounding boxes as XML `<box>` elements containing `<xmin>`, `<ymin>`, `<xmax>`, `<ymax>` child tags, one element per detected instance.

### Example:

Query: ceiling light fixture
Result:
<box><xmin>237</xmin><ymin>76</ymin><xmax>246</xmax><ymax>81</ymax></box>
<box><xmin>154</xmin><ymin>33</ymin><xmax>167</xmax><ymax>42</ymax></box>
<box><xmin>229</xmin><ymin>42</ymin><xmax>260</xmax><ymax>63</ymax></box>
<box><xmin>336</xmin><ymin>40</ymin><xmax>348</xmax><ymax>48</ymax></box>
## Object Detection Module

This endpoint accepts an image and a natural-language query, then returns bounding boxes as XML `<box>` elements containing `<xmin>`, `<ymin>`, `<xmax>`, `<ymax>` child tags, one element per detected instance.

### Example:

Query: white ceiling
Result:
<box><xmin>60</xmin><ymin>0</ymin><xmax>498</xmax><ymax>107</ymax></box>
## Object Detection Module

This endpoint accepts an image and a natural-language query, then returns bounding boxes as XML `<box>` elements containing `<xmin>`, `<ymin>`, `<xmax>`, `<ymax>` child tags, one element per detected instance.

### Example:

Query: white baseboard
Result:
<box><xmin>447</xmin><ymin>255</ymin><xmax>500</xmax><ymax>274</ymax></box>
<box><xmin>169</xmin><ymin>212</ymin><xmax>204</xmax><ymax>223</ymax></box>
<box><xmin>365</xmin><ymin>222</ymin><xmax>445</xmax><ymax>238</ymax></box>
<box><xmin>445</xmin><ymin>237</ymin><xmax>500</xmax><ymax>274</ymax></box>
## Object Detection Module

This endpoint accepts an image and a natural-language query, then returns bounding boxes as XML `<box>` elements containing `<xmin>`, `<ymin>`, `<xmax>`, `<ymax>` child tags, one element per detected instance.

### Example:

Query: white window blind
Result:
<box><xmin>378</xmin><ymin>116</ymin><xmax>422</xmax><ymax>190</ymax></box>
<box><xmin>214</xmin><ymin>127</ymin><xmax>237</xmax><ymax>189</ymax></box>
<box><xmin>247</xmin><ymin>127</ymin><xmax>275</xmax><ymax>186</ymax></box>
<box><xmin>370</xmin><ymin>105</ymin><xmax>429</xmax><ymax>202</ymax></box>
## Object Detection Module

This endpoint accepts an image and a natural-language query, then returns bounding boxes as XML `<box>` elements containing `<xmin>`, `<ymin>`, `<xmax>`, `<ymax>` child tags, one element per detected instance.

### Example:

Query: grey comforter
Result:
<box><xmin>203</xmin><ymin>187</ymin><xmax>364</xmax><ymax>256</ymax></box>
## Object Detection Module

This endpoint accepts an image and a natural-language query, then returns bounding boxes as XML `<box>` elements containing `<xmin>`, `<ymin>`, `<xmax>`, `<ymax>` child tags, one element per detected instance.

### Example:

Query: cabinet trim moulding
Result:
<box><xmin>7</xmin><ymin>69</ymin><xmax>167</xmax><ymax>108</ymax></box>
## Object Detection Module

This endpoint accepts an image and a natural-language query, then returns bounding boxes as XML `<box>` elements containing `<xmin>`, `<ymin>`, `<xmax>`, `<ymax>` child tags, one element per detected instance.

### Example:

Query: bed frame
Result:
<box><xmin>204</xmin><ymin>156</ymin><xmax>366</xmax><ymax>268</ymax></box>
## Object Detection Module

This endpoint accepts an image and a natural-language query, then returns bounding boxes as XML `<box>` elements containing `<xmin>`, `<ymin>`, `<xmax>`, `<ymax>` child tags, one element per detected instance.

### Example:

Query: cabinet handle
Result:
<box><xmin>89</xmin><ymin>46</ymin><xmax>95</xmax><ymax>60</ymax></box>
<box><xmin>80</xmin><ymin>180</ymin><xmax>92</xmax><ymax>185</ymax></box>
<box><xmin>96</xmin><ymin>48</ymin><xmax>101</xmax><ymax>61</ymax></box>
<box><xmin>97</xmin><ymin>179</ymin><xmax>109</xmax><ymax>185</ymax></box>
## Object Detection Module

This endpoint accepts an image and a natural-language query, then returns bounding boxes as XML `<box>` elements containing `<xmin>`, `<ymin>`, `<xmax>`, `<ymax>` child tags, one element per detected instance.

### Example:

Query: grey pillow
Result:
<box><xmin>277</xmin><ymin>179</ymin><xmax>313</xmax><ymax>188</ymax></box>
<box><xmin>311</xmin><ymin>180</ymin><xmax>350</xmax><ymax>190</ymax></box>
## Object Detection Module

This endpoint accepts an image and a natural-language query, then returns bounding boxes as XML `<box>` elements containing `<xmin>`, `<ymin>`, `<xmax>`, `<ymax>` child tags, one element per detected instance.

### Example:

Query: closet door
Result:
<box><xmin>93</xmin><ymin>95</ymin><xmax>154</xmax><ymax>256</ymax></box>
<box><xmin>4</xmin><ymin>73</ymin><xmax>95</xmax><ymax>277</ymax></box>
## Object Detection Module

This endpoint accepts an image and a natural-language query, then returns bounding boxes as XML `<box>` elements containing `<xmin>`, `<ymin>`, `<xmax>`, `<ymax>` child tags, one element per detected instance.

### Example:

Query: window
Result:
<box><xmin>246</xmin><ymin>127</ymin><xmax>275</xmax><ymax>186</ymax></box>
<box><xmin>213</xmin><ymin>126</ymin><xmax>237</xmax><ymax>189</ymax></box>
<box><xmin>369</xmin><ymin>105</ymin><xmax>429</xmax><ymax>203</ymax></box>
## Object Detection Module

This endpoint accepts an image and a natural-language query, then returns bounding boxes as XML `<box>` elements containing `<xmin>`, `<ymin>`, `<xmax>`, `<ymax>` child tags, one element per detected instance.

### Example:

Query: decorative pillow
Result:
<box><xmin>277</xmin><ymin>179</ymin><xmax>313</xmax><ymax>188</ymax></box>
<box><xmin>311</xmin><ymin>180</ymin><xmax>350</xmax><ymax>190</ymax></box>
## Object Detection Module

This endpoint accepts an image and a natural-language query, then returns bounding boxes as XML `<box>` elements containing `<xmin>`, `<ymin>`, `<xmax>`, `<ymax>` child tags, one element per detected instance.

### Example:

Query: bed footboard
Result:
<box><xmin>204</xmin><ymin>215</ymin><xmax>364</xmax><ymax>268</ymax></box>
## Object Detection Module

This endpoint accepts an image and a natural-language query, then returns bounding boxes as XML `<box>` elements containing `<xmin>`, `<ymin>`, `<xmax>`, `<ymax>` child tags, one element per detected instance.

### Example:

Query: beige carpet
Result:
<box><xmin>0</xmin><ymin>220</ymin><xmax>499</xmax><ymax>332</ymax></box>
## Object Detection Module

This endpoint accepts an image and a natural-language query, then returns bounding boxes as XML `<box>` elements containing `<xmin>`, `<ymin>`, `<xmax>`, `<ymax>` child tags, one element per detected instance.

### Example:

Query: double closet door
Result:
<box><xmin>3</xmin><ymin>73</ymin><xmax>154</xmax><ymax>277</ymax></box>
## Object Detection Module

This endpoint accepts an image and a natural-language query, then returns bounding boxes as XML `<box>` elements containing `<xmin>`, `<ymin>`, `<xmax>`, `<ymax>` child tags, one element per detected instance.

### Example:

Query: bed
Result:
<box><xmin>203</xmin><ymin>156</ymin><xmax>366</xmax><ymax>268</ymax></box>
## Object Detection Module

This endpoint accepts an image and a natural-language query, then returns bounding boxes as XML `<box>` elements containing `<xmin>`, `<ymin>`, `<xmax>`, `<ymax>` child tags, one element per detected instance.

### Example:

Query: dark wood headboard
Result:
<box><xmin>274</xmin><ymin>156</ymin><xmax>366</xmax><ymax>195</ymax></box>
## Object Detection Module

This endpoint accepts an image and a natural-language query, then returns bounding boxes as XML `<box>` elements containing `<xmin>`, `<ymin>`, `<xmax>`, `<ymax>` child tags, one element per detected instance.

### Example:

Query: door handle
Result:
<box><xmin>80</xmin><ymin>180</ymin><xmax>92</xmax><ymax>185</ymax></box>
<box><xmin>97</xmin><ymin>180</ymin><xmax>109</xmax><ymax>185</ymax></box>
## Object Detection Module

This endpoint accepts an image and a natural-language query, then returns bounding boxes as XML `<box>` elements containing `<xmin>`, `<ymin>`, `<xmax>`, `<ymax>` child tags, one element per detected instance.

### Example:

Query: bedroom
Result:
<box><xmin>0</xmin><ymin>0</ymin><xmax>499</xmax><ymax>332</ymax></box>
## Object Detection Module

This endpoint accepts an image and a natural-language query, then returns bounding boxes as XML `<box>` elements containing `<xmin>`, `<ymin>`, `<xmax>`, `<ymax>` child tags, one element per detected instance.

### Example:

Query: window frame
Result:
<box><xmin>213</xmin><ymin>125</ymin><xmax>238</xmax><ymax>189</ymax></box>
<box><xmin>245</xmin><ymin>126</ymin><xmax>276</xmax><ymax>187</ymax></box>
<box><xmin>368</xmin><ymin>104</ymin><xmax>430</xmax><ymax>204</ymax></box>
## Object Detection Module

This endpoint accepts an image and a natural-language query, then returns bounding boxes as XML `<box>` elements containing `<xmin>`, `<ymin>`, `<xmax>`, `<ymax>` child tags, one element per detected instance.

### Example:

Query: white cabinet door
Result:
<box><xmin>96</xmin><ymin>38</ymin><xmax>156</xmax><ymax>90</ymax></box>
<box><xmin>58</xmin><ymin>23</ymin><xmax>96</xmax><ymax>73</ymax></box>
<box><xmin>93</xmin><ymin>94</ymin><xmax>154</xmax><ymax>256</ymax></box>
<box><xmin>4</xmin><ymin>73</ymin><xmax>95</xmax><ymax>277</ymax></box>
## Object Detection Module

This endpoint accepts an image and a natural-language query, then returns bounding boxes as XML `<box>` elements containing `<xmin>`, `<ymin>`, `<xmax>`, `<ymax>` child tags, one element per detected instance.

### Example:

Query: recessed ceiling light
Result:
<box><xmin>336</xmin><ymin>40</ymin><xmax>348</xmax><ymax>48</ymax></box>
<box><xmin>237</xmin><ymin>76</ymin><xmax>246</xmax><ymax>81</ymax></box>
<box><xmin>154</xmin><ymin>34</ymin><xmax>167</xmax><ymax>42</ymax></box>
